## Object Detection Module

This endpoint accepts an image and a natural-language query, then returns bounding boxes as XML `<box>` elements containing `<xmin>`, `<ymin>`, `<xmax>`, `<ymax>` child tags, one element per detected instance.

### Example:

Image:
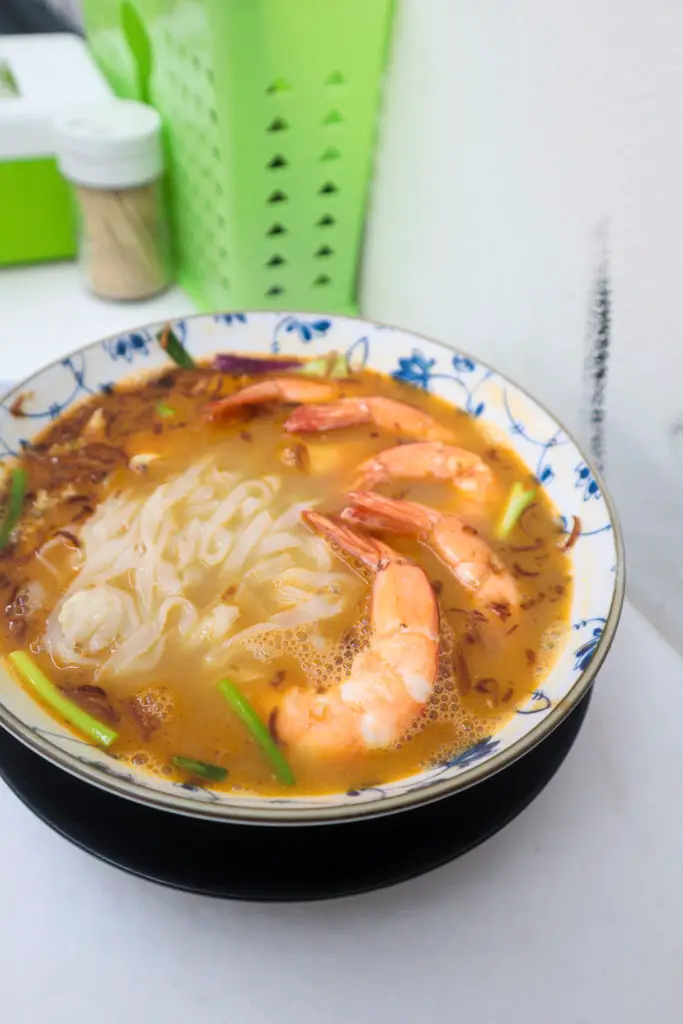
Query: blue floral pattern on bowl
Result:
<box><xmin>392</xmin><ymin>348</ymin><xmax>491</xmax><ymax>417</ymax></box>
<box><xmin>0</xmin><ymin>312</ymin><xmax>624</xmax><ymax>824</ymax></box>
<box><xmin>572</xmin><ymin>619</ymin><xmax>606</xmax><ymax>671</ymax></box>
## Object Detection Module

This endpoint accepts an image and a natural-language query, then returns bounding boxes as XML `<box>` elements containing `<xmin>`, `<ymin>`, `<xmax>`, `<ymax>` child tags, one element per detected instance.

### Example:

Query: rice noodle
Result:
<box><xmin>242</xmin><ymin>553</ymin><xmax>294</xmax><ymax>583</ymax></box>
<box><xmin>44</xmin><ymin>461</ymin><xmax>362</xmax><ymax>679</ymax></box>
<box><xmin>259</xmin><ymin>532</ymin><xmax>300</xmax><ymax>556</ymax></box>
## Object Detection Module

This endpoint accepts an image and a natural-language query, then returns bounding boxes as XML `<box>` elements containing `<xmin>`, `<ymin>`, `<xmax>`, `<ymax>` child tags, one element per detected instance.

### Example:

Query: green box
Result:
<box><xmin>0</xmin><ymin>158</ymin><xmax>76</xmax><ymax>266</ymax></box>
<box><xmin>82</xmin><ymin>0</ymin><xmax>395</xmax><ymax>314</ymax></box>
<box><xmin>0</xmin><ymin>35</ymin><xmax>112</xmax><ymax>267</ymax></box>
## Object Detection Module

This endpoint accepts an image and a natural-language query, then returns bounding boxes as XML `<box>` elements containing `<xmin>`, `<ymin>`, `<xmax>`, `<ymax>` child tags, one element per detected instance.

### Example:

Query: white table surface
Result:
<box><xmin>1</xmin><ymin>263</ymin><xmax>682</xmax><ymax>1024</ymax></box>
<box><xmin>0</xmin><ymin>262</ymin><xmax>194</xmax><ymax>381</ymax></box>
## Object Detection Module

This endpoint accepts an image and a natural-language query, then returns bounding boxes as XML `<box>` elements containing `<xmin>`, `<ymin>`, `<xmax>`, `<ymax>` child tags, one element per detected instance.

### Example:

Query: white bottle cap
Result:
<box><xmin>53</xmin><ymin>99</ymin><xmax>163</xmax><ymax>189</ymax></box>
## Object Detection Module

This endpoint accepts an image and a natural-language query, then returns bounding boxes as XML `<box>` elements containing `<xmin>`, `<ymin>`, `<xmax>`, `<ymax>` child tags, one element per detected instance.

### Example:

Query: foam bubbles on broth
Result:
<box><xmin>400</xmin><ymin>602</ymin><xmax>492</xmax><ymax>764</ymax></box>
<box><xmin>246</xmin><ymin>597</ymin><xmax>492</xmax><ymax>768</ymax></box>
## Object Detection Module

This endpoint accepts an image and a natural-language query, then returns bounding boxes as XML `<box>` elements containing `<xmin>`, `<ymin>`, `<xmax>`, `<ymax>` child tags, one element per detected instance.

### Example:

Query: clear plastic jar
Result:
<box><xmin>54</xmin><ymin>100</ymin><xmax>171</xmax><ymax>301</ymax></box>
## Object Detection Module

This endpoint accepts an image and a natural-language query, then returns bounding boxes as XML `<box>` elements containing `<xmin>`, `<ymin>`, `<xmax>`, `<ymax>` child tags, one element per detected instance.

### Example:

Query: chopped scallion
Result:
<box><xmin>157</xmin><ymin>323</ymin><xmax>195</xmax><ymax>369</ymax></box>
<box><xmin>296</xmin><ymin>351</ymin><xmax>349</xmax><ymax>379</ymax></box>
<box><xmin>496</xmin><ymin>482</ymin><xmax>537</xmax><ymax>540</ymax></box>
<box><xmin>8</xmin><ymin>651</ymin><xmax>119</xmax><ymax>747</ymax></box>
<box><xmin>171</xmin><ymin>755</ymin><xmax>228</xmax><ymax>782</ymax></box>
<box><xmin>155</xmin><ymin>401</ymin><xmax>175</xmax><ymax>417</ymax></box>
<box><xmin>0</xmin><ymin>467</ymin><xmax>26</xmax><ymax>549</ymax></box>
<box><xmin>217</xmin><ymin>679</ymin><xmax>295</xmax><ymax>786</ymax></box>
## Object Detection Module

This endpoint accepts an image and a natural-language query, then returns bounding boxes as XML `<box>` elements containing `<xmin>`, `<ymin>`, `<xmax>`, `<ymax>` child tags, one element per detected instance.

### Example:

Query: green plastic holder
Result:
<box><xmin>0</xmin><ymin>158</ymin><xmax>76</xmax><ymax>267</ymax></box>
<box><xmin>81</xmin><ymin>0</ymin><xmax>395</xmax><ymax>314</ymax></box>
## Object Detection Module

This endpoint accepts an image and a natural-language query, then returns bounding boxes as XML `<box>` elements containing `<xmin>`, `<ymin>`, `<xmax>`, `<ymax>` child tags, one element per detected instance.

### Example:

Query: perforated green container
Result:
<box><xmin>81</xmin><ymin>0</ymin><xmax>395</xmax><ymax>314</ymax></box>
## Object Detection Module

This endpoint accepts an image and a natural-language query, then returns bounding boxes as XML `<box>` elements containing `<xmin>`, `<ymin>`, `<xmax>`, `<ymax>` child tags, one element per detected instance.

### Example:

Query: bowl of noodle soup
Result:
<box><xmin>0</xmin><ymin>312</ymin><xmax>623</xmax><ymax>824</ymax></box>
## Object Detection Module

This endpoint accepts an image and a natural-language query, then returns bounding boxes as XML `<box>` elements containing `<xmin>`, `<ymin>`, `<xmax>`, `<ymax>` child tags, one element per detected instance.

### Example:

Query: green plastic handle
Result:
<box><xmin>121</xmin><ymin>1</ymin><xmax>153</xmax><ymax>105</ymax></box>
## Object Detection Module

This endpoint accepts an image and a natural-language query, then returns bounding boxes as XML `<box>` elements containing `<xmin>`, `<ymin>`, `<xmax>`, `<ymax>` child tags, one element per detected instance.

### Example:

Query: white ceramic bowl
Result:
<box><xmin>0</xmin><ymin>312</ymin><xmax>624</xmax><ymax>823</ymax></box>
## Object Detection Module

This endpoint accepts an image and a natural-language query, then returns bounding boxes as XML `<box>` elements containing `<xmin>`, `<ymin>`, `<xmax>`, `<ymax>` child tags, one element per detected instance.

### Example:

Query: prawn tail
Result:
<box><xmin>284</xmin><ymin>400</ymin><xmax>369</xmax><ymax>434</ymax></box>
<box><xmin>343</xmin><ymin>492</ymin><xmax>435</xmax><ymax>535</ymax></box>
<box><xmin>303</xmin><ymin>510</ymin><xmax>387</xmax><ymax>570</ymax></box>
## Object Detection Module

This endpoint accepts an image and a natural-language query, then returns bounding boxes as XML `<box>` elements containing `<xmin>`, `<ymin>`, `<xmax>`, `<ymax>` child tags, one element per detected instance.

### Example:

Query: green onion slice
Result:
<box><xmin>157</xmin><ymin>324</ymin><xmax>195</xmax><ymax>369</ymax></box>
<box><xmin>8</xmin><ymin>651</ymin><xmax>119</xmax><ymax>747</ymax></box>
<box><xmin>217</xmin><ymin>679</ymin><xmax>295</xmax><ymax>786</ymax></box>
<box><xmin>296</xmin><ymin>351</ymin><xmax>349</xmax><ymax>379</ymax></box>
<box><xmin>155</xmin><ymin>401</ymin><xmax>175</xmax><ymax>417</ymax></box>
<box><xmin>171</xmin><ymin>755</ymin><xmax>228</xmax><ymax>782</ymax></box>
<box><xmin>496</xmin><ymin>481</ymin><xmax>537</xmax><ymax>540</ymax></box>
<box><xmin>0</xmin><ymin>467</ymin><xmax>27</xmax><ymax>549</ymax></box>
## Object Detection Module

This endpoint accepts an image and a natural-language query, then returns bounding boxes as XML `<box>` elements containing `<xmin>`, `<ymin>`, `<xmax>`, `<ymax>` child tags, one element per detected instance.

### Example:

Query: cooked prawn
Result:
<box><xmin>276</xmin><ymin>512</ymin><xmax>439</xmax><ymax>757</ymax></box>
<box><xmin>205</xmin><ymin>378</ymin><xmax>336</xmax><ymax>421</ymax></box>
<box><xmin>342</xmin><ymin>492</ymin><xmax>520</xmax><ymax>624</ymax></box>
<box><xmin>354</xmin><ymin>441</ymin><xmax>495</xmax><ymax>500</ymax></box>
<box><xmin>283</xmin><ymin>396</ymin><xmax>453</xmax><ymax>442</ymax></box>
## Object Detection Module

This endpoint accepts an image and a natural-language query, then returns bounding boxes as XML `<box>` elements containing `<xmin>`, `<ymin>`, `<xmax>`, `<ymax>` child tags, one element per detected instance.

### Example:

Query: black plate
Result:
<box><xmin>0</xmin><ymin>691</ymin><xmax>590</xmax><ymax>901</ymax></box>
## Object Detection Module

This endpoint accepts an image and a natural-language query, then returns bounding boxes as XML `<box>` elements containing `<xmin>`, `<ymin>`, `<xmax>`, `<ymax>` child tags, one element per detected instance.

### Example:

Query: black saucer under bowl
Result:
<box><xmin>0</xmin><ymin>691</ymin><xmax>591</xmax><ymax>901</ymax></box>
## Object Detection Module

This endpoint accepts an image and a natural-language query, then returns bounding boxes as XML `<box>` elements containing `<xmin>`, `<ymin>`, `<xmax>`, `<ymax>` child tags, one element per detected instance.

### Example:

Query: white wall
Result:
<box><xmin>363</xmin><ymin>0</ymin><xmax>683</xmax><ymax>653</ymax></box>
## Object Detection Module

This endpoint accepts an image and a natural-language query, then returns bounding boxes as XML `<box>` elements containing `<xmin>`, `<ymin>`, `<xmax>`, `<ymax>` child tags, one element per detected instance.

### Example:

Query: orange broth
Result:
<box><xmin>0</xmin><ymin>361</ymin><xmax>571</xmax><ymax>795</ymax></box>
